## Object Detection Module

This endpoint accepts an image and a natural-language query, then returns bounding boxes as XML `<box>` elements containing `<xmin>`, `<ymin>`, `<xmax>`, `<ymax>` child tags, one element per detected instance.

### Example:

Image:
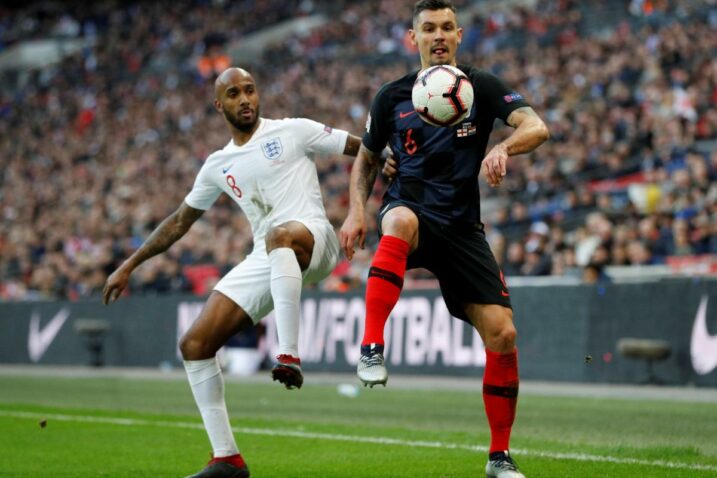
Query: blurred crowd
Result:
<box><xmin>1</xmin><ymin>0</ymin><xmax>716</xmax><ymax>300</ymax></box>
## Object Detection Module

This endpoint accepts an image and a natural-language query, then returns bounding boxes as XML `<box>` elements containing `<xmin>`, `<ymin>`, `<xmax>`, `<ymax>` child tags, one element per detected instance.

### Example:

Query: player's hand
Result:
<box><xmin>382</xmin><ymin>155</ymin><xmax>398</xmax><ymax>182</ymax></box>
<box><xmin>380</xmin><ymin>147</ymin><xmax>398</xmax><ymax>182</ymax></box>
<box><xmin>339</xmin><ymin>211</ymin><xmax>367</xmax><ymax>261</ymax></box>
<box><xmin>103</xmin><ymin>266</ymin><xmax>131</xmax><ymax>305</ymax></box>
<box><xmin>482</xmin><ymin>143</ymin><xmax>509</xmax><ymax>187</ymax></box>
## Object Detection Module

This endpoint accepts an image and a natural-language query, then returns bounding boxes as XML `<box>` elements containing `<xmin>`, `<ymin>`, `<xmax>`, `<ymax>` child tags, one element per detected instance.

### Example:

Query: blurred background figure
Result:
<box><xmin>582</xmin><ymin>262</ymin><xmax>611</xmax><ymax>285</ymax></box>
<box><xmin>1</xmin><ymin>0</ymin><xmax>716</xmax><ymax>301</ymax></box>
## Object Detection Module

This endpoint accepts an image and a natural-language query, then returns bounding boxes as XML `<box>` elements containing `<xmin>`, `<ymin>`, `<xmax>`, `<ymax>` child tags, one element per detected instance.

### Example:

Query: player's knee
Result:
<box><xmin>383</xmin><ymin>210</ymin><xmax>418</xmax><ymax>241</ymax></box>
<box><xmin>179</xmin><ymin>334</ymin><xmax>214</xmax><ymax>360</ymax></box>
<box><xmin>485</xmin><ymin>325</ymin><xmax>517</xmax><ymax>353</ymax></box>
<box><xmin>485</xmin><ymin>309</ymin><xmax>517</xmax><ymax>352</ymax></box>
<box><xmin>265</xmin><ymin>226</ymin><xmax>292</xmax><ymax>250</ymax></box>
<box><xmin>499</xmin><ymin>324</ymin><xmax>517</xmax><ymax>348</ymax></box>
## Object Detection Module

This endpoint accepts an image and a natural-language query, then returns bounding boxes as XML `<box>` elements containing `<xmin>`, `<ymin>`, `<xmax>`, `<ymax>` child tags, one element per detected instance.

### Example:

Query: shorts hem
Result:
<box><xmin>212</xmin><ymin>286</ymin><xmax>262</xmax><ymax>324</ymax></box>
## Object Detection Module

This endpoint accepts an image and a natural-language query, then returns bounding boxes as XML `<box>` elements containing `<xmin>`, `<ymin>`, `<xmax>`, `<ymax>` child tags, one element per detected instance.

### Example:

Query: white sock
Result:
<box><xmin>184</xmin><ymin>358</ymin><xmax>239</xmax><ymax>458</ymax></box>
<box><xmin>269</xmin><ymin>247</ymin><xmax>303</xmax><ymax>357</ymax></box>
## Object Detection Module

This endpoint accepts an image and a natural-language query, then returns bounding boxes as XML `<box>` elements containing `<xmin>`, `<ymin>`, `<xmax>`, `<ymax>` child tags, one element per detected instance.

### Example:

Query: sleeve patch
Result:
<box><xmin>503</xmin><ymin>92</ymin><xmax>524</xmax><ymax>103</ymax></box>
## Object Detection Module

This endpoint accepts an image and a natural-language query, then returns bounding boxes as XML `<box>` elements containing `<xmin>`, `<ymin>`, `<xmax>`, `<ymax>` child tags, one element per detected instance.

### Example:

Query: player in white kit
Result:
<box><xmin>103</xmin><ymin>67</ymin><xmax>361</xmax><ymax>478</ymax></box>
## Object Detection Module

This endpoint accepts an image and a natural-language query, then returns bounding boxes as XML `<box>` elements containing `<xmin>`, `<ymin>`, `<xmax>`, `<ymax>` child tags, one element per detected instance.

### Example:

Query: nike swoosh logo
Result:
<box><xmin>691</xmin><ymin>295</ymin><xmax>717</xmax><ymax>375</ymax></box>
<box><xmin>379</xmin><ymin>203</ymin><xmax>393</xmax><ymax>217</ymax></box>
<box><xmin>28</xmin><ymin>308</ymin><xmax>70</xmax><ymax>362</ymax></box>
<box><xmin>399</xmin><ymin>110</ymin><xmax>416</xmax><ymax>119</ymax></box>
<box><xmin>222</xmin><ymin>165</ymin><xmax>233</xmax><ymax>174</ymax></box>
<box><xmin>501</xmin><ymin>290</ymin><xmax>510</xmax><ymax>297</ymax></box>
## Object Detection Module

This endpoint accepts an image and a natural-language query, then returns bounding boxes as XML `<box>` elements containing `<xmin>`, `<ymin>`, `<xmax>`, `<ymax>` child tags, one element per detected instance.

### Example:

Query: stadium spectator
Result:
<box><xmin>1</xmin><ymin>0</ymin><xmax>716</xmax><ymax>301</ymax></box>
<box><xmin>582</xmin><ymin>261</ymin><xmax>611</xmax><ymax>284</ymax></box>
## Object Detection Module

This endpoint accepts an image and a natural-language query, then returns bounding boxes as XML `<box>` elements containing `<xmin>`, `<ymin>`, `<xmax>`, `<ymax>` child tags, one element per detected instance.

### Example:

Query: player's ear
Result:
<box><xmin>457</xmin><ymin>26</ymin><xmax>463</xmax><ymax>43</ymax></box>
<box><xmin>408</xmin><ymin>28</ymin><xmax>417</xmax><ymax>47</ymax></box>
<box><xmin>213</xmin><ymin>99</ymin><xmax>223</xmax><ymax>112</ymax></box>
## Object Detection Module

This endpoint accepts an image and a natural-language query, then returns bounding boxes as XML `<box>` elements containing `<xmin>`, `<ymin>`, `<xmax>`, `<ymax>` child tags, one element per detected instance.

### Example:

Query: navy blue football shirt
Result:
<box><xmin>363</xmin><ymin>64</ymin><xmax>530</xmax><ymax>227</ymax></box>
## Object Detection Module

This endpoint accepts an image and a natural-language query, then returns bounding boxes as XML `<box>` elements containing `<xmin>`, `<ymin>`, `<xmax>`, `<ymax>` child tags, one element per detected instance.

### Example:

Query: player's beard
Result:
<box><xmin>428</xmin><ymin>43</ymin><xmax>453</xmax><ymax>66</ymax></box>
<box><xmin>225</xmin><ymin>105</ymin><xmax>260</xmax><ymax>132</ymax></box>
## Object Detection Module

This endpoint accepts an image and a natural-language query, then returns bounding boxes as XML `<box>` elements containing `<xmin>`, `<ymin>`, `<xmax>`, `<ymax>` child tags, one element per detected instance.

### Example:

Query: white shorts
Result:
<box><xmin>213</xmin><ymin>219</ymin><xmax>339</xmax><ymax>323</ymax></box>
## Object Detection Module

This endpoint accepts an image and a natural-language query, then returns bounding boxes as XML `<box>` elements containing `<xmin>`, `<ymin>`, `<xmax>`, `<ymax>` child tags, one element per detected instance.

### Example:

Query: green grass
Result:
<box><xmin>0</xmin><ymin>374</ymin><xmax>715</xmax><ymax>477</ymax></box>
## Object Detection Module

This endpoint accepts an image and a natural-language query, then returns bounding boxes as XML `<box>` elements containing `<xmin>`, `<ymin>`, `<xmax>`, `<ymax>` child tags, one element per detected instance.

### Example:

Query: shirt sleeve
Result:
<box><xmin>362</xmin><ymin>84</ymin><xmax>391</xmax><ymax>154</ymax></box>
<box><xmin>184</xmin><ymin>162</ymin><xmax>222</xmax><ymax>210</ymax></box>
<box><xmin>293</xmin><ymin>118</ymin><xmax>349</xmax><ymax>156</ymax></box>
<box><xmin>475</xmin><ymin>71</ymin><xmax>531</xmax><ymax>125</ymax></box>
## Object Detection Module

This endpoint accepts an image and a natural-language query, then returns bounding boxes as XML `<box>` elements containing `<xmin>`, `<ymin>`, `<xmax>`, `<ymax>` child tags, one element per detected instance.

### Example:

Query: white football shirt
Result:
<box><xmin>185</xmin><ymin>118</ymin><xmax>348</xmax><ymax>243</ymax></box>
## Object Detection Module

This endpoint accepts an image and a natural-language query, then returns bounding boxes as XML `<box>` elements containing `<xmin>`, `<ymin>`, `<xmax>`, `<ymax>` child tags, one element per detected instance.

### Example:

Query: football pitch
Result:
<box><xmin>0</xmin><ymin>369</ymin><xmax>716</xmax><ymax>477</ymax></box>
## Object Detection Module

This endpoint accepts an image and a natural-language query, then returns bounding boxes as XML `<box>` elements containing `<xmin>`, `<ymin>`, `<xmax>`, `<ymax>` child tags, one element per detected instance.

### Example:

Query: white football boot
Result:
<box><xmin>357</xmin><ymin>343</ymin><xmax>388</xmax><ymax>387</ymax></box>
<box><xmin>485</xmin><ymin>451</ymin><xmax>526</xmax><ymax>478</ymax></box>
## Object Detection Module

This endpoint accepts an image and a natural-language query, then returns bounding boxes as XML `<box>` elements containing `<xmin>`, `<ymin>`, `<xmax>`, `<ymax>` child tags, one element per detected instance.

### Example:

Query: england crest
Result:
<box><xmin>261</xmin><ymin>137</ymin><xmax>283</xmax><ymax>160</ymax></box>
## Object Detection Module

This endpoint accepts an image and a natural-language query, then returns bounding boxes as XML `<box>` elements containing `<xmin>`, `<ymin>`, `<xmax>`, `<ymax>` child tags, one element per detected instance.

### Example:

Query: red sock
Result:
<box><xmin>361</xmin><ymin>235</ymin><xmax>410</xmax><ymax>346</ymax></box>
<box><xmin>483</xmin><ymin>348</ymin><xmax>519</xmax><ymax>453</ymax></box>
<box><xmin>210</xmin><ymin>454</ymin><xmax>247</xmax><ymax>468</ymax></box>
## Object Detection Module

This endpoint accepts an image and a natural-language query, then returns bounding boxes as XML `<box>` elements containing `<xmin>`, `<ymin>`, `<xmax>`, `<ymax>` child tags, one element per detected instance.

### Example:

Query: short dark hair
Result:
<box><xmin>413</xmin><ymin>0</ymin><xmax>456</xmax><ymax>24</ymax></box>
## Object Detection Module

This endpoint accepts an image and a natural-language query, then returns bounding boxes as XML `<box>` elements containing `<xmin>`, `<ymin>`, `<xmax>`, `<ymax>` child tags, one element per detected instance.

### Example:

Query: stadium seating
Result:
<box><xmin>0</xmin><ymin>0</ymin><xmax>715</xmax><ymax>300</ymax></box>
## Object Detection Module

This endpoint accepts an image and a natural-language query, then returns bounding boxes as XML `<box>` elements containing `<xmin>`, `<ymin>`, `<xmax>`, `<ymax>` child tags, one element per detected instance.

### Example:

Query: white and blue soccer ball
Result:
<box><xmin>412</xmin><ymin>65</ymin><xmax>474</xmax><ymax>127</ymax></box>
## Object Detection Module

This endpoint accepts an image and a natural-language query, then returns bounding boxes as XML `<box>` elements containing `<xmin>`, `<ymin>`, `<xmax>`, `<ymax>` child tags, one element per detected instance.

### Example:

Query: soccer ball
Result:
<box><xmin>412</xmin><ymin>65</ymin><xmax>474</xmax><ymax>127</ymax></box>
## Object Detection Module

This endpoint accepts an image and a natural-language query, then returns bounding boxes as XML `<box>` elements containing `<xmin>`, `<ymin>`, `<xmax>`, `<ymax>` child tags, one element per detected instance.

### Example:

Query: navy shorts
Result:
<box><xmin>378</xmin><ymin>202</ymin><xmax>512</xmax><ymax>321</ymax></box>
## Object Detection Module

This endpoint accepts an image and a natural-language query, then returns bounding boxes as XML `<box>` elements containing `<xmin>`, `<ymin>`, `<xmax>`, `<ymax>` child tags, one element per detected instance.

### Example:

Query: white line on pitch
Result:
<box><xmin>2</xmin><ymin>410</ymin><xmax>715</xmax><ymax>473</ymax></box>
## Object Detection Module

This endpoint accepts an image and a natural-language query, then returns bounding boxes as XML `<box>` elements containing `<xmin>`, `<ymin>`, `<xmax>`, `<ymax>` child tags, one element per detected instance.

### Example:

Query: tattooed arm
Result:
<box><xmin>103</xmin><ymin>202</ymin><xmax>204</xmax><ymax>304</ymax></box>
<box><xmin>339</xmin><ymin>144</ymin><xmax>382</xmax><ymax>260</ymax></box>
<box><xmin>482</xmin><ymin>106</ymin><xmax>550</xmax><ymax>187</ymax></box>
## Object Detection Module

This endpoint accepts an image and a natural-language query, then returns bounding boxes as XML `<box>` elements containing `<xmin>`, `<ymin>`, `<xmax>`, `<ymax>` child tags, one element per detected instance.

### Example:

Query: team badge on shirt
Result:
<box><xmin>456</xmin><ymin>122</ymin><xmax>477</xmax><ymax>137</ymax></box>
<box><xmin>261</xmin><ymin>138</ymin><xmax>283</xmax><ymax>160</ymax></box>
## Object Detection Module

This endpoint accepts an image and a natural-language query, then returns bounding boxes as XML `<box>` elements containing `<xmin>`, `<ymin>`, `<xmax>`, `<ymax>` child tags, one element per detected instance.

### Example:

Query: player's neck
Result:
<box><xmin>231</xmin><ymin>118</ymin><xmax>262</xmax><ymax>146</ymax></box>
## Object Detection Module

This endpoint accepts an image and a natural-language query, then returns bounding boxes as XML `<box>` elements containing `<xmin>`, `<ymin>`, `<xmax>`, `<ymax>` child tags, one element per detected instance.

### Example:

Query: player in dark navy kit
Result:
<box><xmin>339</xmin><ymin>1</ymin><xmax>549</xmax><ymax>477</ymax></box>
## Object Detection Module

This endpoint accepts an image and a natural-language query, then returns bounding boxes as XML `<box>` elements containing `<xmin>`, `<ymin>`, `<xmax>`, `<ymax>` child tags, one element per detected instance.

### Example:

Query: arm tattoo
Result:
<box><xmin>126</xmin><ymin>203</ymin><xmax>204</xmax><ymax>269</ymax></box>
<box><xmin>350</xmin><ymin>144</ymin><xmax>381</xmax><ymax>208</ymax></box>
